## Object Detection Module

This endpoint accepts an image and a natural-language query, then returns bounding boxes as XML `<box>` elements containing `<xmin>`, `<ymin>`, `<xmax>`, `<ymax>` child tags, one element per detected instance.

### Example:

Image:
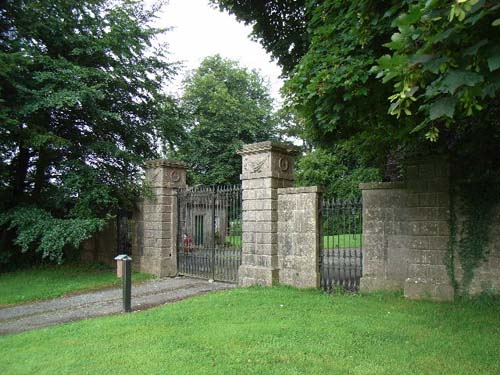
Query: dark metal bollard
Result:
<box><xmin>114</xmin><ymin>254</ymin><xmax>132</xmax><ymax>312</ymax></box>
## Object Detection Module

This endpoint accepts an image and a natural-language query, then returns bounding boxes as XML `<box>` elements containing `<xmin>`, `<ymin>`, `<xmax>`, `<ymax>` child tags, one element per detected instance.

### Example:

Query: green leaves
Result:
<box><xmin>0</xmin><ymin>207</ymin><xmax>107</xmax><ymax>262</ymax></box>
<box><xmin>175</xmin><ymin>55</ymin><xmax>276</xmax><ymax>185</ymax></box>
<box><xmin>440</xmin><ymin>70</ymin><xmax>484</xmax><ymax>94</ymax></box>
<box><xmin>0</xmin><ymin>0</ymin><xmax>180</xmax><ymax>263</ymax></box>
<box><xmin>487</xmin><ymin>47</ymin><xmax>500</xmax><ymax>72</ymax></box>
<box><xmin>429</xmin><ymin>97</ymin><xmax>457</xmax><ymax>120</ymax></box>
<box><xmin>295</xmin><ymin>146</ymin><xmax>379</xmax><ymax>200</ymax></box>
<box><xmin>376</xmin><ymin>0</ymin><xmax>500</xmax><ymax>139</ymax></box>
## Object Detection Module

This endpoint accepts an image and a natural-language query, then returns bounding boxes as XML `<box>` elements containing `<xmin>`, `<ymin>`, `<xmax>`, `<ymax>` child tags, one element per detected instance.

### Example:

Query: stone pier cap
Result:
<box><xmin>238</xmin><ymin>141</ymin><xmax>300</xmax><ymax>182</ymax></box>
<box><xmin>144</xmin><ymin>159</ymin><xmax>188</xmax><ymax>170</ymax></box>
<box><xmin>237</xmin><ymin>141</ymin><xmax>300</xmax><ymax>156</ymax></box>
<box><xmin>144</xmin><ymin>159</ymin><xmax>187</xmax><ymax>189</ymax></box>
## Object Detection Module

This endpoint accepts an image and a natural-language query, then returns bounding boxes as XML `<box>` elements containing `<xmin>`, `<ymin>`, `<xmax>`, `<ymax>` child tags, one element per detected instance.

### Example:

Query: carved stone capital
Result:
<box><xmin>144</xmin><ymin>159</ymin><xmax>187</xmax><ymax>188</ymax></box>
<box><xmin>239</xmin><ymin>141</ymin><xmax>299</xmax><ymax>181</ymax></box>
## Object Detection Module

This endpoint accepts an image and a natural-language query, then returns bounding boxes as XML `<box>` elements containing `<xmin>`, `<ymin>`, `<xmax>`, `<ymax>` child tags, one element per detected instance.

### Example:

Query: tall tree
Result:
<box><xmin>211</xmin><ymin>0</ymin><xmax>309</xmax><ymax>75</ymax></box>
<box><xmin>214</xmin><ymin>0</ymin><xmax>500</xmax><ymax>159</ymax></box>
<box><xmin>176</xmin><ymin>55</ymin><xmax>276</xmax><ymax>185</ymax></box>
<box><xmin>0</xmin><ymin>0</ymin><xmax>180</xmax><ymax>264</ymax></box>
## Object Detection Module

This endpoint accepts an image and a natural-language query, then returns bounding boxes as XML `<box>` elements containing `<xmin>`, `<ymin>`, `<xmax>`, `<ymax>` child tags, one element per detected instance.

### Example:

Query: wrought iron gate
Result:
<box><xmin>177</xmin><ymin>185</ymin><xmax>242</xmax><ymax>282</ymax></box>
<box><xmin>320</xmin><ymin>198</ymin><xmax>363</xmax><ymax>292</ymax></box>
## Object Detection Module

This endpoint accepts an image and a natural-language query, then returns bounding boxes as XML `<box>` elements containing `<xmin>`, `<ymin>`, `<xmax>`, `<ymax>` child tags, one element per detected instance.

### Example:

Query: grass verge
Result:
<box><xmin>0</xmin><ymin>287</ymin><xmax>498</xmax><ymax>374</ymax></box>
<box><xmin>323</xmin><ymin>233</ymin><xmax>362</xmax><ymax>249</ymax></box>
<box><xmin>0</xmin><ymin>263</ymin><xmax>153</xmax><ymax>306</ymax></box>
<box><xmin>226</xmin><ymin>234</ymin><xmax>362</xmax><ymax>249</ymax></box>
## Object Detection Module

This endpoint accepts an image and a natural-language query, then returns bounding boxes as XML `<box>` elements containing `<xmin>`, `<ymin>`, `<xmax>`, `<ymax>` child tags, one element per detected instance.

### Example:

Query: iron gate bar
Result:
<box><xmin>320</xmin><ymin>197</ymin><xmax>363</xmax><ymax>292</ymax></box>
<box><xmin>177</xmin><ymin>184</ymin><xmax>242</xmax><ymax>283</ymax></box>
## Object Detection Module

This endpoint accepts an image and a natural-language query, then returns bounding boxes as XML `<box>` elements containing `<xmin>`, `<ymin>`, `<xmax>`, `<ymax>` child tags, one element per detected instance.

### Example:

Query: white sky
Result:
<box><xmin>148</xmin><ymin>0</ymin><xmax>284</xmax><ymax>102</ymax></box>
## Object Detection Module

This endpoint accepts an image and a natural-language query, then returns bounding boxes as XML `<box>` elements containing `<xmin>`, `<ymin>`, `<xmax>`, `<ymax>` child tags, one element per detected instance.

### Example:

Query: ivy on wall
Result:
<box><xmin>447</xmin><ymin>166</ymin><xmax>500</xmax><ymax>297</ymax></box>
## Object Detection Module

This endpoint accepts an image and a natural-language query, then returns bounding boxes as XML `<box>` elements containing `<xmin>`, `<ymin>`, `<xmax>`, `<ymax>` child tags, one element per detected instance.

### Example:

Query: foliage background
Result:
<box><xmin>0</xmin><ymin>0</ymin><xmax>179</xmax><ymax>267</ymax></box>
<box><xmin>174</xmin><ymin>55</ymin><xmax>276</xmax><ymax>185</ymax></box>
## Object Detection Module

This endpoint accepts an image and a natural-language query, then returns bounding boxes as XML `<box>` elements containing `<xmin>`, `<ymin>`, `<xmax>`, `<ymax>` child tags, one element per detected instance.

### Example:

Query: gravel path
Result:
<box><xmin>0</xmin><ymin>277</ymin><xmax>234</xmax><ymax>335</ymax></box>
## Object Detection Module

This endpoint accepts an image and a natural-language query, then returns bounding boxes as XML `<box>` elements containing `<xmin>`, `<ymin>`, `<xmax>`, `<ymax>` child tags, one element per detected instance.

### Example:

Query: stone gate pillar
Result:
<box><xmin>141</xmin><ymin>160</ymin><xmax>187</xmax><ymax>277</ymax></box>
<box><xmin>238</xmin><ymin>141</ymin><xmax>298</xmax><ymax>286</ymax></box>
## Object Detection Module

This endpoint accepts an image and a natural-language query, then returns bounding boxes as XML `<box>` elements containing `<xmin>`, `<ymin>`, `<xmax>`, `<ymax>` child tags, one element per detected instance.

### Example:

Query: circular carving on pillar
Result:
<box><xmin>170</xmin><ymin>170</ymin><xmax>181</xmax><ymax>182</ymax></box>
<box><xmin>279</xmin><ymin>157</ymin><xmax>289</xmax><ymax>172</ymax></box>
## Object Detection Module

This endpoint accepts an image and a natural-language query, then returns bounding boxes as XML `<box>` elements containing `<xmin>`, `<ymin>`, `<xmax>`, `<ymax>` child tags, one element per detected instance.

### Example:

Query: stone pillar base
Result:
<box><xmin>360</xmin><ymin>277</ymin><xmax>404</xmax><ymax>293</ymax></box>
<box><xmin>404</xmin><ymin>278</ymin><xmax>454</xmax><ymax>301</ymax></box>
<box><xmin>238</xmin><ymin>265</ymin><xmax>279</xmax><ymax>286</ymax></box>
<box><xmin>140</xmin><ymin>256</ymin><xmax>177</xmax><ymax>277</ymax></box>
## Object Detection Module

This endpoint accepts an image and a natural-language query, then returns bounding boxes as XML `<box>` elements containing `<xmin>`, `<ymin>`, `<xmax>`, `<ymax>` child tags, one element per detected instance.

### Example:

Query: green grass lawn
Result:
<box><xmin>0</xmin><ymin>287</ymin><xmax>498</xmax><ymax>375</ymax></box>
<box><xmin>225</xmin><ymin>235</ymin><xmax>242</xmax><ymax>247</ymax></box>
<box><xmin>227</xmin><ymin>234</ymin><xmax>362</xmax><ymax>249</ymax></box>
<box><xmin>0</xmin><ymin>263</ymin><xmax>153</xmax><ymax>306</ymax></box>
<box><xmin>323</xmin><ymin>233</ymin><xmax>362</xmax><ymax>249</ymax></box>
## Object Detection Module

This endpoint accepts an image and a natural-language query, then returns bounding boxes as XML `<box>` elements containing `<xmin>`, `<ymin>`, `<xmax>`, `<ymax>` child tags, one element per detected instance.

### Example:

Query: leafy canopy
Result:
<box><xmin>175</xmin><ymin>55</ymin><xmax>276</xmax><ymax>185</ymax></box>
<box><xmin>215</xmin><ymin>0</ymin><xmax>500</xmax><ymax>147</ymax></box>
<box><xmin>0</xmin><ymin>0</ymin><xmax>179</xmax><ymax>264</ymax></box>
<box><xmin>375</xmin><ymin>0</ymin><xmax>500</xmax><ymax>141</ymax></box>
<box><xmin>210</xmin><ymin>0</ymin><xmax>309</xmax><ymax>75</ymax></box>
<box><xmin>295</xmin><ymin>146</ymin><xmax>379</xmax><ymax>200</ymax></box>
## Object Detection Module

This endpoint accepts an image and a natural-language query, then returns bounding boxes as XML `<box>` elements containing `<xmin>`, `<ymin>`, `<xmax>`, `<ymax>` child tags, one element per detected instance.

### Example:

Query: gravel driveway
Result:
<box><xmin>0</xmin><ymin>277</ymin><xmax>234</xmax><ymax>335</ymax></box>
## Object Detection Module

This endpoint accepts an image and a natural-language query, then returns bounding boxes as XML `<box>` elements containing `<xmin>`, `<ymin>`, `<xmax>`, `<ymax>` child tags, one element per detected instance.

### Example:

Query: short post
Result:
<box><xmin>115</xmin><ymin>254</ymin><xmax>132</xmax><ymax>312</ymax></box>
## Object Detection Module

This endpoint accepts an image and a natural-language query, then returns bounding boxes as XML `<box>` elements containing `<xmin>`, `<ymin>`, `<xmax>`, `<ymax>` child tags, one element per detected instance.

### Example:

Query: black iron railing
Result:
<box><xmin>320</xmin><ymin>198</ymin><xmax>362</xmax><ymax>292</ymax></box>
<box><xmin>177</xmin><ymin>185</ymin><xmax>242</xmax><ymax>282</ymax></box>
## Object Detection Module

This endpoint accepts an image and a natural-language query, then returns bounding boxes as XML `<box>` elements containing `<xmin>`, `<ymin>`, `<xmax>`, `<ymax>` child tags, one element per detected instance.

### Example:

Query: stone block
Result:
<box><xmin>418</xmin><ymin>162</ymin><xmax>435</xmax><ymax>179</ymax></box>
<box><xmin>246</xmin><ymin>220</ymin><xmax>278</xmax><ymax>233</ymax></box>
<box><xmin>408</xmin><ymin>250</ymin><xmax>447</xmax><ymax>266</ymax></box>
<box><xmin>407</xmin><ymin>264</ymin><xmax>448</xmax><ymax>280</ymax></box>
<box><xmin>409</xmin><ymin>222</ymin><xmax>439</xmax><ymax>236</ymax></box>
<box><xmin>364</xmin><ymin>220</ymin><xmax>384</xmax><ymax>234</ymax></box>
<box><xmin>437</xmin><ymin>222</ymin><xmax>449</xmax><ymax>236</ymax></box>
<box><xmin>242</xmin><ymin>242</ymin><xmax>255</xmax><ymax>254</ymax></box>
<box><xmin>362</xmin><ymin>189</ymin><xmax>407</xmax><ymax>208</ymax></box>
<box><xmin>406</xmin><ymin>207</ymin><xmax>436</xmax><ymax>221</ymax></box>
<box><xmin>407</xmin><ymin>179</ymin><xmax>428</xmax><ymax>193</ymax></box>
<box><xmin>280</xmin><ymin>266</ymin><xmax>319</xmax><ymax>289</ymax></box>
<box><xmin>387</xmin><ymin>245</ymin><xmax>409</xmax><ymax>282</ymax></box>
<box><xmin>255</xmin><ymin>232</ymin><xmax>278</xmax><ymax>244</ymax></box>
<box><xmin>144</xmin><ymin>159</ymin><xmax>187</xmax><ymax>188</ymax></box>
<box><xmin>254</xmin><ymin>243</ymin><xmax>278</xmax><ymax>256</ymax></box>
<box><xmin>404</xmin><ymin>278</ymin><xmax>454</xmax><ymax>301</ymax></box>
<box><xmin>418</xmin><ymin>193</ymin><xmax>438</xmax><ymax>207</ymax></box>
<box><xmin>436</xmin><ymin>192</ymin><xmax>450</xmax><ymax>207</ymax></box>
<box><xmin>407</xmin><ymin>193</ymin><xmax>419</xmax><ymax>207</ymax></box>
<box><xmin>242</xmin><ymin>232</ymin><xmax>255</xmax><ymax>243</ymax></box>
<box><xmin>428</xmin><ymin>236</ymin><xmax>449</xmax><ymax>250</ymax></box>
<box><xmin>243</xmin><ymin>188</ymin><xmax>277</xmax><ymax>200</ymax></box>
<box><xmin>360</xmin><ymin>277</ymin><xmax>404</xmax><ymax>292</ymax></box>
<box><xmin>406</xmin><ymin>237</ymin><xmax>429</xmax><ymax>250</ymax></box>
<box><xmin>362</xmin><ymin>234</ymin><xmax>386</xmax><ymax>256</ymax></box>
<box><xmin>387</xmin><ymin>235</ymin><xmax>408</xmax><ymax>250</ymax></box>
<box><xmin>238</xmin><ymin>265</ymin><xmax>279</xmax><ymax>286</ymax></box>
<box><xmin>427</xmin><ymin>177</ymin><xmax>449</xmax><ymax>192</ymax></box>
<box><xmin>243</xmin><ymin>199</ymin><xmax>278</xmax><ymax>211</ymax></box>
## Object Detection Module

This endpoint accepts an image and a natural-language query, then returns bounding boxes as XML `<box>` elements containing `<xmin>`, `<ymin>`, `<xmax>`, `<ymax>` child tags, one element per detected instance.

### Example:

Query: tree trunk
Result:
<box><xmin>32</xmin><ymin>148</ymin><xmax>49</xmax><ymax>202</ymax></box>
<box><xmin>11</xmin><ymin>146</ymin><xmax>30</xmax><ymax>205</ymax></box>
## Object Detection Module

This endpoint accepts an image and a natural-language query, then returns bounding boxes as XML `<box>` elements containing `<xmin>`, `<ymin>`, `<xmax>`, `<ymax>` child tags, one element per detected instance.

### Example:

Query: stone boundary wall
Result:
<box><xmin>361</xmin><ymin>157</ymin><xmax>500</xmax><ymax>300</ymax></box>
<box><xmin>358</xmin><ymin>182</ymin><xmax>408</xmax><ymax>292</ymax></box>
<box><xmin>80</xmin><ymin>220</ymin><xmax>117</xmax><ymax>267</ymax></box>
<box><xmin>454</xmin><ymin>201</ymin><xmax>500</xmax><ymax>295</ymax></box>
<box><xmin>277</xmin><ymin>186</ymin><xmax>322</xmax><ymax>288</ymax></box>
<box><xmin>81</xmin><ymin>143</ymin><xmax>498</xmax><ymax>299</ymax></box>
